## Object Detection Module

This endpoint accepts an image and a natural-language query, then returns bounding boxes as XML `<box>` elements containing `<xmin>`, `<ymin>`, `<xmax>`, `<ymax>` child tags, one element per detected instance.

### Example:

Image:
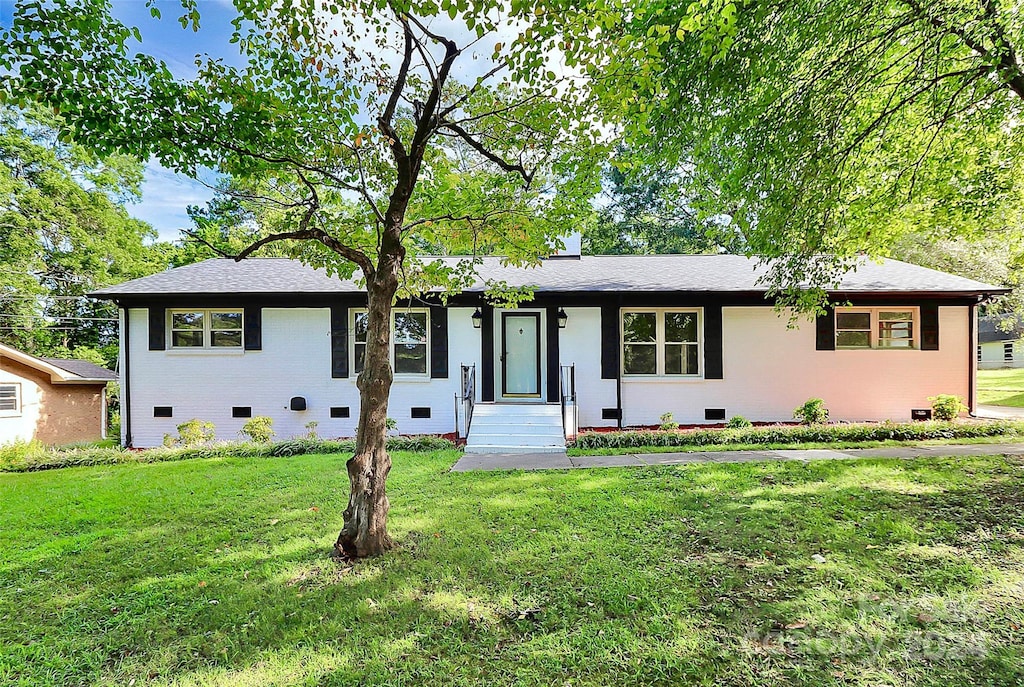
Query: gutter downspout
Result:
<box><xmin>122</xmin><ymin>306</ymin><xmax>132</xmax><ymax>448</ymax></box>
<box><xmin>968</xmin><ymin>302</ymin><xmax>976</xmax><ymax>416</ymax></box>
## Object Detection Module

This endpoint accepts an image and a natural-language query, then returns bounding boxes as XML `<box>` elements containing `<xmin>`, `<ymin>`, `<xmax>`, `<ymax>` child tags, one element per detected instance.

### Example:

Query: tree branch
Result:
<box><xmin>438</xmin><ymin>120</ymin><xmax>533</xmax><ymax>185</ymax></box>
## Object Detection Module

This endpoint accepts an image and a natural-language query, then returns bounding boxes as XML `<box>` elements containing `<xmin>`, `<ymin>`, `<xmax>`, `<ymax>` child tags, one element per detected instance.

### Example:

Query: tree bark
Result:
<box><xmin>333</xmin><ymin>245</ymin><xmax>402</xmax><ymax>559</ymax></box>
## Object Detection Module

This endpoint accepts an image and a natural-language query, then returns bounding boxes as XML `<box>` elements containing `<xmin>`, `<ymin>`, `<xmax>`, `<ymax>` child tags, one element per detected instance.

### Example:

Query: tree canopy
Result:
<box><xmin>550</xmin><ymin>0</ymin><xmax>1024</xmax><ymax>305</ymax></box>
<box><xmin>0</xmin><ymin>105</ymin><xmax>170</xmax><ymax>364</ymax></box>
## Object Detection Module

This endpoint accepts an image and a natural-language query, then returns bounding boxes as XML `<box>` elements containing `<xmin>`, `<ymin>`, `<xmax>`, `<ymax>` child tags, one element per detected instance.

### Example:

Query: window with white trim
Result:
<box><xmin>352</xmin><ymin>309</ymin><xmax>429</xmax><ymax>376</ymax></box>
<box><xmin>0</xmin><ymin>383</ymin><xmax>21</xmax><ymax>416</ymax></box>
<box><xmin>170</xmin><ymin>310</ymin><xmax>243</xmax><ymax>348</ymax></box>
<box><xmin>835</xmin><ymin>308</ymin><xmax>917</xmax><ymax>349</ymax></box>
<box><xmin>1005</xmin><ymin>342</ymin><xmax>1014</xmax><ymax>362</ymax></box>
<box><xmin>622</xmin><ymin>309</ymin><xmax>701</xmax><ymax>376</ymax></box>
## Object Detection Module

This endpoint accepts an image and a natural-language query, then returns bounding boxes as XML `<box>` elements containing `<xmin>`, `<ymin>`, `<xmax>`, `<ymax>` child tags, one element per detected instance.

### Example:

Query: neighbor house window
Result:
<box><xmin>170</xmin><ymin>310</ymin><xmax>243</xmax><ymax>348</ymax></box>
<box><xmin>835</xmin><ymin>308</ymin><xmax>917</xmax><ymax>349</ymax></box>
<box><xmin>978</xmin><ymin>345</ymin><xmax>983</xmax><ymax>362</ymax></box>
<box><xmin>622</xmin><ymin>309</ymin><xmax>701</xmax><ymax>376</ymax></box>
<box><xmin>0</xmin><ymin>383</ymin><xmax>20</xmax><ymax>416</ymax></box>
<box><xmin>1005</xmin><ymin>342</ymin><xmax>1014</xmax><ymax>362</ymax></box>
<box><xmin>352</xmin><ymin>309</ymin><xmax>429</xmax><ymax>375</ymax></box>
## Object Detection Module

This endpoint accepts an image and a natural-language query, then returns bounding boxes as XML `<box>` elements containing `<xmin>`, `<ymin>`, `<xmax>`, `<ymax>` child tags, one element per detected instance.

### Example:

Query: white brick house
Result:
<box><xmin>91</xmin><ymin>253</ymin><xmax>1006</xmax><ymax>449</ymax></box>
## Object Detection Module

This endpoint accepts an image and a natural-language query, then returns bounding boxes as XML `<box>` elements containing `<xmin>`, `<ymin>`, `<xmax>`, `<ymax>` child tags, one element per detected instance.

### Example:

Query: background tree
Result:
<box><xmin>2</xmin><ymin>0</ymin><xmax>601</xmax><ymax>557</ymax></box>
<box><xmin>584</xmin><ymin>156</ymin><xmax>743</xmax><ymax>255</ymax></box>
<box><xmin>0</xmin><ymin>105</ymin><xmax>170</xmax><ymax>364</ymax></box>
<box><xmin>545</xmin><ymin>0</ymin><xmax>1024</xmax><ymax>307</ymax></box>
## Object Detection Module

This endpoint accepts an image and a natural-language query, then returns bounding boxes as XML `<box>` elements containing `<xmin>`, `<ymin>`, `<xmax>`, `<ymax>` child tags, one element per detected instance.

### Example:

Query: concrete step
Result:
<box><xmin>466</xmin><ymin>403</ymin><xmax>565</xmax><ymax>453</ymax></box>
<box><xmin>464</xmin><ymin>444</ymin><xmax>566</xmax><ymax>454</ymax></box>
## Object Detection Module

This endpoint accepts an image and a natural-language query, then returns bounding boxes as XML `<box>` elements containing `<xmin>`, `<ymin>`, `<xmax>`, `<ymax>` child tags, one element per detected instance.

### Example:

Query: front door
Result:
<box><xmin>501</xmin><ymin>312</ymin><xmax>541</xmax><ymax>398</ymax></box>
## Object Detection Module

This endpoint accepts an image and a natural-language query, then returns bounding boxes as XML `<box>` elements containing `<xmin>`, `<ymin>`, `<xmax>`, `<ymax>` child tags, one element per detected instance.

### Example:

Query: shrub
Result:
<box><xmin>176</xmin><ymin>419</ymin><xmax>215</xmax><ymax>447</ymax></box>
<box><xmin>929</xmin><ymin>394</ymin><xmax>966</xmax><ymax>421</ymax></box>
<box><xmin>567</xmin><ymin>419</ymin><xmax>1024</xmax><ymax>451</ymax></box>
<box><xmin>0</xmin><ymin>434</ymin><xmax>457</xmax><ymax>473</ymax></box>
<box><xmin>240</xmin><ymin>416</ymin><xmax>275</xmax><ymax>443</ymax></box>
<box><xmin>659</xmin><ymin>412</ymin><xmax>679</xmax><ymax>431</ymax></box>
<box><xmin>794</xmin><ymin>398</ymin><xmax>829</xmax><ymax>425</ymax></box>
<box><xmin>726</xmin><ymin>415</ymin><xmax>752</xmax><ymax>429</ymax></box>
<box><xmin>305</xmin><ymin>421</ymin><xmax>319</xmax><ymax>439</ymax></box>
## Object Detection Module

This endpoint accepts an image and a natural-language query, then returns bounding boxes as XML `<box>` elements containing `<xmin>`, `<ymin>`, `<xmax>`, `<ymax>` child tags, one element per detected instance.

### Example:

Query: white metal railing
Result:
<box><xmin>559</xmin><ymin>363</ymin><xmax>578</xmax><ymax>441</ymax></box>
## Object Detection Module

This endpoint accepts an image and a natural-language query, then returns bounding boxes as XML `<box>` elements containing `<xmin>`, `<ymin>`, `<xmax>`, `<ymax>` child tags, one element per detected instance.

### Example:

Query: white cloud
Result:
<box><xmin>129</xmin><ymin>161</ymin><xmax>218</xmax><ymax>241</ymax></box>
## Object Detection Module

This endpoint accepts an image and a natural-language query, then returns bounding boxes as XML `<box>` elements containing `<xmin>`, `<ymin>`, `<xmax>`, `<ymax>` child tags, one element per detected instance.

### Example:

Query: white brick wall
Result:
<box><xmin>123</xmin><ymin>303</ymin><xmax>973</xmax><ymax>446</ymax></box>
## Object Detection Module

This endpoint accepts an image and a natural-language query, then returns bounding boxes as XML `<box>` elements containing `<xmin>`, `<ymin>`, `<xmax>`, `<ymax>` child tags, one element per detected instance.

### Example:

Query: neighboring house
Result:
<box><xmin>978</xmin><ymin>315</ymin><xmax>1024</xmax><ymax>369</ymax></box>
<box><xmin>90</xmin><ymin>246</ymin><xmax>1007</xmax><ymax>450</ymax></box>
<box><xmin>0</xmin><ymin>343</ymin><xmax>116</xmax><ymax>446</ymax></box>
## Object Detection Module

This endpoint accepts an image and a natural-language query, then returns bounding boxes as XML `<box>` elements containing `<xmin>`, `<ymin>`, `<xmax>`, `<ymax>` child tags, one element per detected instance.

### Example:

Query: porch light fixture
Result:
<box><xmin>557</xmin><ymin>308</ymin><xmax>568</xmax><ymax>329</ymax></box>
<box><xmin>471</xmin><ymin>308</ymin><xmax>483</xmax><ymax>329</ymax></box>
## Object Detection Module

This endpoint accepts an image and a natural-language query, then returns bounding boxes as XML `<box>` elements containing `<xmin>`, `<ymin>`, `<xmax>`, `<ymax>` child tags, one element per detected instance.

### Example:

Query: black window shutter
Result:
<box><xmin>244</xmin><ymin>306</ymin><xmax>262</xmax><ymax>351</ymax></box>
<box><xmin>480</xmin><ymin>305</ymin><xmax>495</xmax><ymax>402</ymax></box>
<box><xmin>430</xmin><ymin>306</ymin><xmax>448</xmax><ymax>378</ymax></box>
<box><xmin>330</xmin><ymin>305</ymin><xmax>348</xmax><ymax>378</ymax></box>
<box><xmin>704</xmin><ymin>305</ymin><xmax>724</xmax><ymax>379</ymax></box>
<box><xmin>921</xmin><ymin>304</ymin><xmax>939</xmax><ymax>350</ymax></box>
<box><xmin>546</xmin><ymin>306</ymin><xmax>560</xmax><ymax>402</ymax></box>
<box><xmin>815</xmin><ymin>307</ymin><xmax>836</xmax><ymax>351</ymax></box>
<box><xmin>600</xmin><ymin>305</ymin><xmax>619</xmax><ymax>379</ymax></box>
<box><xmin>148</xmin><ymin>307</ymin><xmax>166</xmax><ymax>351</ymax></box>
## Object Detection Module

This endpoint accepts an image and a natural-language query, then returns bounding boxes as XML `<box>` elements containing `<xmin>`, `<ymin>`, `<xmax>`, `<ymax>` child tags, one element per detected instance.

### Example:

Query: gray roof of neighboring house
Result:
<box><xmin>89</xmin><ymin>255</ymin><xmax>1008</xmax><ymax>298</ymax></box>
<box><xmin>979</xmin><ymin>315</ymin><xmax>1024</xmax><ymax>344</ymax></box>
<box><xmin>40</xmin><ymin>358</ymin><xmax>118</xmax><ymax>381</ymax></box>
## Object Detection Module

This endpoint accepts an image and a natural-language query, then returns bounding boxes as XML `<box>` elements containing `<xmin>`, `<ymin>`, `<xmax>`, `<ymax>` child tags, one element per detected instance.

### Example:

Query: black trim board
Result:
<box><xmin>108</xmin><ymin>290</ymin><xmax>988</xmax><ymax>310</ymax></box>
<box><xmin>816</xmin><ymin>308</ymin><xmax>836</xmax><ymax>351</ymax></box>
<box><xmin>920</xmin><ymin>304</ymin><xmax>939</xmax><ymax>350</ymax></box>
<box><xmin>545</xmin><ymin>306</ymin><xmax>559</xmax><ymax>402</ymax></box>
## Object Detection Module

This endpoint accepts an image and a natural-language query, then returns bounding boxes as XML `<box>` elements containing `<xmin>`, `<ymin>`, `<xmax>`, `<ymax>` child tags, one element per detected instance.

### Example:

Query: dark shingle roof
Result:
<box><xmin>40</xmin><ymin>358</ymin><xmax>118</xmax><ymax>381</ymax></box>
<box><xmin>979</xmin><ymin>315</ymin><xmax>1024</xmax><ymax>344</ymax></box>
<box><xmin>89</xmin><ymin>255</ymin><xmax>1007</xmax><ymax>298</ymax></box>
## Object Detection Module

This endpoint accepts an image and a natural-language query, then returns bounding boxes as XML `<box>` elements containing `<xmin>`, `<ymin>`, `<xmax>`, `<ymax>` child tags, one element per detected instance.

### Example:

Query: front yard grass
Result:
<box><xmin>978</xmin><ymin>368</ymin><xmax>1024</xmax><ymax>407</ymax></box>
<box><xmin>3</xmin><ymin>450</ymin><xmax>1024</xmax><ymax>685</ymax></box>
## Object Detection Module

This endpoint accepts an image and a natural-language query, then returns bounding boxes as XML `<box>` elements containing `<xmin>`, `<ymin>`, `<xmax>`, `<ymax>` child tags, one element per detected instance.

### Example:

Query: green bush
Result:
<box><xmin>240</xmin><ymin>416</ymin><xmax>276</xmax><ymax>443</ymax></box>
<box><xmin>0</xmin><ymin>434</ymin><xmax>457</xmax><ymax>473</ymax></box>
<box><xmin>659</xmin><ymin>412</ymin><xmax>679</xmax><ymax>431</ymax></box>
<box><xmin>726</xmin><ymin>415</ymin><xmax>752</xmax><ymax>429</ymax></box>
<box><xmin>176</xmin><ymin>419</ymin><xmax>215</xmax><ymax>446</ymax></box>
<box><xmin>568</xmin><ymin>419</ymin><xmax>1024</xmax><ymax>450</ymax></box>
<box><xmin>794</xmin><ymin>398</ymin><xmax>829</xmax><ymax>425</ymax></box>
<box><xmin>929</xmin><ymin>394</ymin><xmax>967</xmax><ymax>421</ymax></box>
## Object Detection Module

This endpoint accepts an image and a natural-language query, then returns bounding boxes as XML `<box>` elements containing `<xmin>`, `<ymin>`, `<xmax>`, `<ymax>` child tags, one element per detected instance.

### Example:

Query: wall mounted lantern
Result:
<box><xmin>471</xmin><ymin>308</ymin><xmax>483</xmax><ymax>329</ymax></box>
<box><xmin>557</xmin><ymin>308</ymin><xmax>568</xmax><ymax>329</ymax></box>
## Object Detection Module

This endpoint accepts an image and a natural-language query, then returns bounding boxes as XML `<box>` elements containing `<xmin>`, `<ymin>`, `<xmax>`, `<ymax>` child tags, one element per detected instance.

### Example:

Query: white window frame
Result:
<box><xmin>351</xmin><ymin>308</ymin><xmax>431</xmax><ymax>377</ymax></box>
<box><xmin>835</xmin><ymin>307</ymin><xmax>919</xmax><ymax>350</ymax></box>
<box><xmin>0</xmin><ymin>383</ymin><xmax>21</xmax><ymax>417</ymax></box>
<box><xmin>168</xmin><ymin>309</ymin><xmax>244</xmax><ymax>350</ymax></box>
<box><xmin>1005</xmin><ymin>342</ymin><xmax>1014</xmax><ymax>362</ymax></box>
<box><xmin>621</xmin><ymin>308</ymin><xmax>703</xmax><ymax>378</ymax></box>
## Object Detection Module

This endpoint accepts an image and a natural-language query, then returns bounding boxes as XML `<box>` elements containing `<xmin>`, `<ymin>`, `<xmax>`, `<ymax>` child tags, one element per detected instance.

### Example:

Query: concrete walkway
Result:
<box><xmin>976</xmin><ymin>404</ymin><xmax>1024</xmax><ymax>420</ymax></box>
<box><xmin>450</xmin><ymin>443</ymin><xmax>1024</xmax><ymax>472</ymax></box>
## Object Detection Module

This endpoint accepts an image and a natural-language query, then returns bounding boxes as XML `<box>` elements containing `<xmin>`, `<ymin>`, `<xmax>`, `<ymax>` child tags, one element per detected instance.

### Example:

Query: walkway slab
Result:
<box><xmin>450</xmin><ymin>443</ymin><xmax>1024</xmax><ymax>472</ymax></box>
<box><xmin>569</xmin><ymin>454</ymin><xmax>646</xmax><ymax>469</ymax></box>
<box><xmin>450</xmin><ymin>452</ymin><xmax>572</xmax><ymax>472</ymax></box>
<box><xmin>768</xmin><ymin>448</ymin><xmax>856</xmax><ymax>461</ymax></box>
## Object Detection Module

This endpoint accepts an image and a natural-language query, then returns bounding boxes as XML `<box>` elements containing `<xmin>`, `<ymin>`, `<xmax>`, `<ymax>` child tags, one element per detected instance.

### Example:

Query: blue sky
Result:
<box><xmin>108</xmin><ymin>1</ymin><xmax>246</xmax><ymax>241</ymax></box>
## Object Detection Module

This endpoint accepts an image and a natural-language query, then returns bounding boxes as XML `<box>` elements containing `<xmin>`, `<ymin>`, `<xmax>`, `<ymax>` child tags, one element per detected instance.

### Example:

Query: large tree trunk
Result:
<box><xmin>334</xmin><ymin>249</ymin><xmax>402</xmax><ymax>558</ymax></box>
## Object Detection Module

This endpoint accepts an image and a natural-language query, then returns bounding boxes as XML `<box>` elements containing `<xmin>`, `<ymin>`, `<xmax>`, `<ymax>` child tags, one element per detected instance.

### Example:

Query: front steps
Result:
<box><xmin>465</xmin><ymin>403</ymin><xmax>566</xmax><ymax>454</ymax></box>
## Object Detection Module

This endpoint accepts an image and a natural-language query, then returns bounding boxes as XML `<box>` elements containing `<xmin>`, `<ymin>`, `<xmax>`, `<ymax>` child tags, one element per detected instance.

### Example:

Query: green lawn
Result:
<box><xmin>3</xmin><ymin>451</ymin><xmax>1024</xmax><ymax>686</ymax></box>
<box><xmin>978</xmin><ymin>368</ymin><xmax>1024</xmax><ymax>407</ymax></box>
